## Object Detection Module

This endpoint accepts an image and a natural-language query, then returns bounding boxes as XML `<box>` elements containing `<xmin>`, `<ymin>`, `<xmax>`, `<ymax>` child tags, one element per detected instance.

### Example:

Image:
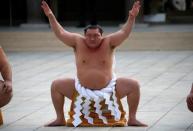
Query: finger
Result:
<box><xmin>136</xmin><ymin>0</ymin><xmax>141</xmax><ymax>4</ymax></box>
<box><xmin>42</xmin><ymin>0</ymin><xmax>45</xmax><ymax>6</ymax></box>
<box><xmin>190</xmin><ymin>97</ymin><xmax>193</xmax><ymax>105</ymax></box>
<box><xmin>133</xmin><ymin>1</ymin><xmax>140</xmax><ymax>9</ymax></box>
<box><xmin>136</xmin><ymin>1</ymin><xmax>141</xmax><ymax>8</ymax></box>
<box><xmin>42</xmin><ymin>1</ymin><xmax>48</xmax><ymax>8</ymax></box>
<box><xmin>2</xmin><ymin>85</ymin><xmax>7</xmax><ymax>93</ymax></box>
<box><xmin>41</xmin><ymin>2</ymin><xmax>45</xmax><ymax>9</ymax></box>
<box><xmin>41</xmin><ymin>2</ymin><xmax>47</xmax><ymax>10</ymax></box>
<box><xmin>136</xmin><ymin>0</ymin><xmax>140</xmax><ymax>4</ymax></box>
<box><xmin>187</xmin><ymin>98</ymin><xmax>193</xmax><ymax>105</ymax></box>
<box><xmin>41</xmin><ymin>5</ymin><xmax>46</xmax><ymax>11</ymax></box>
<box><xmin>189</xmin><ymin>101</ymin><xmax>193</xmax><ymax>107</ymax></box>
<box><xmin>187</xmin><ymin>96</ymin><xmax>190</xmax><ymax>101</ymax></box>
<box><xmin>134</xmin><ymin>1</ymin><xmax>140</xmax><ymax>4</ymax></box>
<box><xmin>6</xmin><ymin>87</ymin><xmax>11</xmax><ymax>93</ymax></box>
<box><xmin>42</xmin><ymin>0</ymin><xmax>46</xmax><ymax>4</ymax></box>
<box><xmin>8</xmin><ymin>87</ymin><xmax>12</xmax><ymax>93</ymax></box>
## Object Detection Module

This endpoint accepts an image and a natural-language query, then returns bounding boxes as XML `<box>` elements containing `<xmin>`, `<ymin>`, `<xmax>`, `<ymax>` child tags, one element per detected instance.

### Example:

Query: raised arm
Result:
<box><xmin>107</xmin><ymin>1</ymin><xmax>141</xmax><ymax>48</ymax></box>
<box><xmin>41</xmin><ymin>1</ymin><xmax>81</xmax><ymax>48</ymax></box>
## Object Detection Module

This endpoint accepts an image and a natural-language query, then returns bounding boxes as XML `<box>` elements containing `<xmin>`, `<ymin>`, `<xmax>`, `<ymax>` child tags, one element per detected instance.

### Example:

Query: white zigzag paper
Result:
<box><xmin>94</xmin><ymin>99</ymin><xmax>108</xmax><ymax>124</ymax></box>
<box><xmin>73</xmin><ymin>74</ymin><xmax>121</xmax><ymax>126</ymax></box>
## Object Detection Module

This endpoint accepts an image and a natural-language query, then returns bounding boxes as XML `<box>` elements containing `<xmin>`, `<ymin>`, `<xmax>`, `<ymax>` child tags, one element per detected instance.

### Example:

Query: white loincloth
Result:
<box><xmin>72</xmin><ymin>73</ymin><xmax>121</xmax><ymax>127</ymax></box>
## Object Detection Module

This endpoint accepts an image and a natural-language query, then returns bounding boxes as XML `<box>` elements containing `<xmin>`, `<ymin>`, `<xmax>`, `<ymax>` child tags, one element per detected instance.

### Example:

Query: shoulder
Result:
<box><xmin>102</xmin><ymin>36</ymin><xmax>110</xmax><ymax>43</ymax></box>
<box><xmin>102</xmin><ymin>36</ymin><xmax>115</xmax><ymax>48</ymax></box>
<box><xmin>75</xmin><ymin>34</ymin><xmax>85</xmax><ymax>43</ymax></box>
<box><xmin>73</xmin><ymin>35</ymin><xmax>85</xmax><ymax>49</ymax></box>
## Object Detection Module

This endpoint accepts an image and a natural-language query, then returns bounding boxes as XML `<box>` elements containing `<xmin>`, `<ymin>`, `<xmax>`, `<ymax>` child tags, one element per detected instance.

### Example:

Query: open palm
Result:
<box><xmin>130</xmin><ymin>1</ymin><xmax>141</xmax><ymax>17</ymax></box>
<box><xmin>41</xmin><ymin>1</ymin><xmax>53</xmax><ymax>16</ymax></box>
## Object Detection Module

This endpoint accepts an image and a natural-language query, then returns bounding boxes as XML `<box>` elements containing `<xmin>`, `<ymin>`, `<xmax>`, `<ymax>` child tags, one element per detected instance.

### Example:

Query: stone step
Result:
<box><xmin>1</xmin><ymin>31</ymin><xmax>193</xmax><ymax>51</ymax></box>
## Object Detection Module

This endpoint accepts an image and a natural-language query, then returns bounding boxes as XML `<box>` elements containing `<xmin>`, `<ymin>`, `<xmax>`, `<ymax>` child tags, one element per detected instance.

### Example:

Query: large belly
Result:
<box><xmin>78</xmin><ymin>70</ymin><xmax>112</xmax><ymax>90</ymax></box>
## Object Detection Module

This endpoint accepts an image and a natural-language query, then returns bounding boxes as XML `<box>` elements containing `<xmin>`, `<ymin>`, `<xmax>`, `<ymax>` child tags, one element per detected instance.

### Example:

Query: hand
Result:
<box><xmin>41</xmin><ymin>0</ymin><xmax>53</xmax><ymax>17</ymax></box>
<box><xmin>129</xmin><ymin>0</ymin><xmax>141</xmax><ymax>17</ymax></box>
<box><xmin>187</xmin><ymin>93</ymin><xmax>193</xmax><ymax>112</ymax></box>
<box><xmin>3</xmin><ymin>80</ymin><xmax>12</xmax><ymax>93</ymax></box>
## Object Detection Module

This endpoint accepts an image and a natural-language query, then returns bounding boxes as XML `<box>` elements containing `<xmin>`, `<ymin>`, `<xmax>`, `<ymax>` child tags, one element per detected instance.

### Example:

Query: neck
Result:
<box><xmin>86</xmin><ymin>42</ymin><xmax>102</xmax><ymax>50</ymax></box>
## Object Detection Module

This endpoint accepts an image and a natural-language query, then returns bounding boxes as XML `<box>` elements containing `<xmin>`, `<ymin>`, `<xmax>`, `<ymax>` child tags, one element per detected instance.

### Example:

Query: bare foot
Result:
<box><xmin>44</xmin><ymin>119</ymin><xmax>66</xmax><ymax>127</ymax></box>
<box><xmin>127</xmin><ymin>119</ymin><xmax>147</xmax><ymax>127</ymax></box>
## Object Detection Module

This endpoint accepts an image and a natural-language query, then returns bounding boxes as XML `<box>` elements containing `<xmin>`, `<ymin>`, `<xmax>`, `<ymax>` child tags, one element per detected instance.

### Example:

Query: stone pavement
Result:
<box><xmin>0</xmin><ymin>51</ymin><xmax>193</xmax><ymax>131</ymax></box>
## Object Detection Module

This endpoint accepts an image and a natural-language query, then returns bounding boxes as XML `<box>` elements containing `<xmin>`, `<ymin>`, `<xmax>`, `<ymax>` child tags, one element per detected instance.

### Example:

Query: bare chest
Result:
<box><xmin>75</xmin><ymin>42</ymin><xmax>113</xmax><ymax>66</ymax></box>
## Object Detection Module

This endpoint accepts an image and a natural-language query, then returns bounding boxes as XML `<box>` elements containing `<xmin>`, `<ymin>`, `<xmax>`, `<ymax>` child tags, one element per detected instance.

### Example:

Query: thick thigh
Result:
<box><xmin>116</xmin><ymin>77</ymin><xmax>140</xmax><ymax>99</ymax></box>
<box><xmin>52</xmin><ymin>78</ymin><xmax>75</xmax><ymax>100</ymax></box>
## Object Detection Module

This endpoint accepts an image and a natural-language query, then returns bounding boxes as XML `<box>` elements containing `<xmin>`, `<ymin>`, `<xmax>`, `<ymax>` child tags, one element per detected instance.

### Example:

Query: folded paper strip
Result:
<box><xmin>67</xmin><ymin>75</ymin><xmax>126</xmax><ymax>127</ymax></box>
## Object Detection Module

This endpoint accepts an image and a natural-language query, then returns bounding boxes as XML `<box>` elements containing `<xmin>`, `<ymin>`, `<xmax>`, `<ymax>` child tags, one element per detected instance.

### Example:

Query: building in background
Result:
<box><xmin>0</xmin><ymin>0</ymin><xmax>192</xmax><ymax>27</ymax></box>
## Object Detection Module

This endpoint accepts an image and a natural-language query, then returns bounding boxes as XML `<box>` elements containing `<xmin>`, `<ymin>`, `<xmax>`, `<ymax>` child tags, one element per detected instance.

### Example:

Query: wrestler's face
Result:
<box><xmin>85</xmin><ymin>29</ymin><xmax>102</xmax><ymax>49</ymax></box>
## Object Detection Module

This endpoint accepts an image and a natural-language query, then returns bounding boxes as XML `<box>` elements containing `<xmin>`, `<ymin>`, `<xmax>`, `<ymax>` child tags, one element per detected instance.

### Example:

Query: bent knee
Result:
<box><xmin>0</xmin><ymin>92</ymin><xmax>12</xmax><ymax>108</ymax></box>
<box><xmin>51</xmin><ymin>79</ymin><xmax>67</xmax><ymax>92</ymax></box>
<box><xmin>51</xmin><ymin>80</ymin><xmax>59</xmax><ymax>91</ymax></box>
<box><xmin>130</xmin><ymin>79</ymin><xmax>140</xmax><ymax>90</ymax></box>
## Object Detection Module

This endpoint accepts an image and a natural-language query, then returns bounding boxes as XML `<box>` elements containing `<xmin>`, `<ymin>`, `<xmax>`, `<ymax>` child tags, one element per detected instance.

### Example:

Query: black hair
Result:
<box><xmin>84</xmin><ymin>25</ymin><xmax>103</xmax><ymax>35</ymax></box>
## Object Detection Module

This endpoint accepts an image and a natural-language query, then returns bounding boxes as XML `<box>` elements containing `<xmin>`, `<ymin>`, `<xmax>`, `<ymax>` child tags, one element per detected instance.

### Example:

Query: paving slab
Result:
<box><xmin>0</xmin><ymin>51</ymin><xmax>193</xmax><ymax>131</ymax></box>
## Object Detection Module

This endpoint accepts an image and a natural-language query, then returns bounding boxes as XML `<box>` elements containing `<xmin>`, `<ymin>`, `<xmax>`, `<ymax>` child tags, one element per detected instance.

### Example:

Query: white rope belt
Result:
<box><xmin>72</xmin><ymin>74</ymin><xmax>121</xmax><ymax>127</ymax></box>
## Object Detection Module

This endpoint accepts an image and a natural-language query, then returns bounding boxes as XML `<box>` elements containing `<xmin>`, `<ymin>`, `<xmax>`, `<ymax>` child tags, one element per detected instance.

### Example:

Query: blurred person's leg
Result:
<box><xmin>0</xmin><ymin>109</ymin><xmax>3</xmax><ymax>125</ymax></box>
<box><xmin>0</xmin><ymin>80</ymin><xmax>12</xmax><ymax>108</ymax></box>
<box><xmin>186</xmin><ymin>84</ymin><xmax>193</xmax><ymax>112</ymax></box>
